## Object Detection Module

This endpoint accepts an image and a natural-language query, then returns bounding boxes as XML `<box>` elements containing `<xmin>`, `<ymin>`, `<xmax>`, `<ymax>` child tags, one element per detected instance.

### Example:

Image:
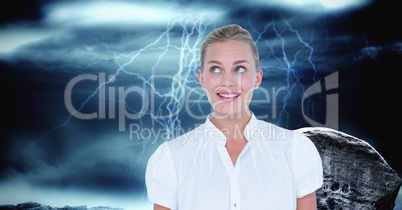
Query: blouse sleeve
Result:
<box><xmin>145</xmin><ymin>142</ymin><xmax>178</xmax><ymax>210</ymax></box>
<box><xmin>291</xmin><ymin>131</ymin><xmax>324</xmax><ymax>198</ymax></box>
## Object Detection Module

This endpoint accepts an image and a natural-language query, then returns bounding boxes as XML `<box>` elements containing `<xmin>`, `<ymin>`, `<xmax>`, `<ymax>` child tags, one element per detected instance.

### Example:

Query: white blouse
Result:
<box><xmin>145</xmin><ymin>114</ymin><xmax>323</xmax><ymax>210</ymax></box>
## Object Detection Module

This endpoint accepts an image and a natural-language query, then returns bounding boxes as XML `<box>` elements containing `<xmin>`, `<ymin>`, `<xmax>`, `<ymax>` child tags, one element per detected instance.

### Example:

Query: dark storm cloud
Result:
<box><xmin>0</xmin><ymin>1</ymin><xmax>224</xmax><ymax>54</ymax></box>
<box><xmin>1</xmin><ymin>120</ymin><xmax>149</xmax><ymax>192</ymax></box>
<box><xmin>0</xmin><ymin>0</ymin><xmax>48</xmax><ymax>24</ymax></box>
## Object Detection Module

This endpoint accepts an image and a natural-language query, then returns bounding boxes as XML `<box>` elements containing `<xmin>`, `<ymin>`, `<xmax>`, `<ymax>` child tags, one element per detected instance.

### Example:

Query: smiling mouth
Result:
<box><xmin>217</xmin><ymin>92</ymin><xmax>240</xmax><ymax>99</ymax></box>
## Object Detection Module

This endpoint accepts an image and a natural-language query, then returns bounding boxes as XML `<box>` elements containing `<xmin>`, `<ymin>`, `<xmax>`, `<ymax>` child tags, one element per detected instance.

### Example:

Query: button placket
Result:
<box><xmin>231</xmin><ymin>166</ymin><xmax>240</xmax><ymax>209</ymax></box>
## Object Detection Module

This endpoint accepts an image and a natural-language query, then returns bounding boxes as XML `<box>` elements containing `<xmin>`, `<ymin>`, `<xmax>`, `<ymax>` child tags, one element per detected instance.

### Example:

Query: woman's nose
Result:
<box><xmin>221</xmin><ymin>72</ymin><xmax>237</xmax><ymax>87</ymax></box>
<box><xmin>221</xmin><ymin>72</ymin><xmax>236</xmax><ymax>87</ymax></box>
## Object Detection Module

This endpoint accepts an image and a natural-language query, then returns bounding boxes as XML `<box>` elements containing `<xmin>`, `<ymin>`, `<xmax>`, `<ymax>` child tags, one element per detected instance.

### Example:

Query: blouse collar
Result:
<box><xmin>204</xmin><ymin>112</ymin><xmax>258</xmax><ymax>145</ymax></box>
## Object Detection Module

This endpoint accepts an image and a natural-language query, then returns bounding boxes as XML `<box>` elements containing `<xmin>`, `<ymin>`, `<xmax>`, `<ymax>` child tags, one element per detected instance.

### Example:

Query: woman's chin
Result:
<box><xmin>212</xmin><ymin>107</ymin><xmax>247</xmax><ymax>119</ymax></box>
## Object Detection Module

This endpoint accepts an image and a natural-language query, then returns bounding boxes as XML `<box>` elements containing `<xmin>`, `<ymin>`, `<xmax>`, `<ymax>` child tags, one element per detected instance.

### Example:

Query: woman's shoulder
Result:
<box><xmin>161</xmin><ymin>123</ymin><xmax>207</xmax><ymax>152</ymax></box>
<box><xmin>249</xmin><ymin>118</ymin><xmax>311</xmax><ymax>143</ymax></box>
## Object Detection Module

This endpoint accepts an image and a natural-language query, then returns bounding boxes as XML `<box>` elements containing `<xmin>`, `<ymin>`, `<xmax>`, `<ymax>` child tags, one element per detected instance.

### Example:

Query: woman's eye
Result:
<box><xmin>210</xmin><ymin>66</ymin><xmax>221</xmax><ymax>73</ymax></box>
<box><xmin>235</xmin><ymin>66</ymin><xmax>246</xmax><ymax>73</ymax></box>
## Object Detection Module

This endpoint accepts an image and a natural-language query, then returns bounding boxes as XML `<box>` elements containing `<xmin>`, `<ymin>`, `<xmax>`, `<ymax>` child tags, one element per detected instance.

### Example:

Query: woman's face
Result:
<box><xmin>198</xmin><ymin>40</ymin><xmax>263</xmax><ymax>118</ymax></box>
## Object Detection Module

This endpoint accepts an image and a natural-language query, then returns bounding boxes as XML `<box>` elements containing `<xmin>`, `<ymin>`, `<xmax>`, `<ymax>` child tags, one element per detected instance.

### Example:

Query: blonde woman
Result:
<box><xmin>146</xmin><ymin>24</ymin><xmax>323</xmax><ymax>210</ymax></box>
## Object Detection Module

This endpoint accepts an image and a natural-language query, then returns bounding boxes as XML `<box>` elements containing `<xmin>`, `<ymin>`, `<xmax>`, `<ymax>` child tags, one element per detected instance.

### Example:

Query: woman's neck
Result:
<box><xmin>210</xmin><ymin>110</ymin><xmax>252</xmax><ymax>140</ymax></box>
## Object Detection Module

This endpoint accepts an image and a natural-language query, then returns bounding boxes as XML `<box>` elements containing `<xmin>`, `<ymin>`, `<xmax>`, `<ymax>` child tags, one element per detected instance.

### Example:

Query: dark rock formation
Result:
<box><xmin>297</xmin><ymin>127</ymin><xmax>402</xmax><ymax>210</ymax></box>
<box><xmin>0</xmin><ymin>202</ymin><xmax>123</xmax><ymax>210</ymax></box>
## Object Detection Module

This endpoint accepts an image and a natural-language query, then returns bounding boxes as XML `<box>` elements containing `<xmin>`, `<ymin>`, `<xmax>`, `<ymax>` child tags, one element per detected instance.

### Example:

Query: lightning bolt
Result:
<box><xmin>251</xmin><ymin>14</ymin><xmax>325</xmax><ymax>128</ymax></box>
<box><xmin>31</xmin><ymin>16</ymin><xmax>215</xmax><ymax>145</ymax></box>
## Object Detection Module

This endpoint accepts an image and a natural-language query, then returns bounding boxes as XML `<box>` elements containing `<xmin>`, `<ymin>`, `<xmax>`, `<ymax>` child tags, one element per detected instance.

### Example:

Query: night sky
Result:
<box><xmin>1</xmin><ymin>0</ymin><xmax>401</xmax><ymax>209</ymax></box>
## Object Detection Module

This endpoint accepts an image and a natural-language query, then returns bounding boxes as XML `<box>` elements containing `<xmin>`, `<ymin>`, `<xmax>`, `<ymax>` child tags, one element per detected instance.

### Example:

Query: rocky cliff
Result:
<box><xmin>297</xmin><ymin>127</ymin><xmax>401</xmax><ymax>210</ymax></box>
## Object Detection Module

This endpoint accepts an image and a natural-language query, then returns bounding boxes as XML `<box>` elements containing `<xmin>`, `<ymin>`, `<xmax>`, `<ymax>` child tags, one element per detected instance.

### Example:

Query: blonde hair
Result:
<box><xmin>200</xmin><ymin>24</ymin><xmax>260</xmax><ymax>71</ymax></box>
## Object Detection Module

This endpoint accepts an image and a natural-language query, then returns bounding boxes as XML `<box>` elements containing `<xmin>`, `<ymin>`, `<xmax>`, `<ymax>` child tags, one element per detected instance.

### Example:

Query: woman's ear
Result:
<box><xmin>255</xmin><ymin>69</ymin><xmax>263</xmax><ymax>88</ymax></box>
<box><xmin>197</xmin><ymin>69</ymin><xmax>205</xmax><ymax>88</ymax></box>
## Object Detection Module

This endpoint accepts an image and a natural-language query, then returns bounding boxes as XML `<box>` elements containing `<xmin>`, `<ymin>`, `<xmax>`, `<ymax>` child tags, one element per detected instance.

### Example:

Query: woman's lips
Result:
<box><xmin>217</xmin><ymin>92</ymin><xmax>240</xmax><ymax>102</ymax></box>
